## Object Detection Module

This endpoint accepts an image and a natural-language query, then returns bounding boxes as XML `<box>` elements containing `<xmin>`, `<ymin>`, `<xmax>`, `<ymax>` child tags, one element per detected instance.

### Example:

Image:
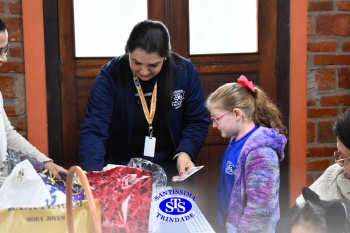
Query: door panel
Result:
<box><xmin>58</xmin><ymin>0</ymin><xmax>77</xmax><ymax>167</ymax></box>
<box><xmin>53</xmin><ymin>0</ymin><xmax>288</xmax><ymax>230</ymax></box>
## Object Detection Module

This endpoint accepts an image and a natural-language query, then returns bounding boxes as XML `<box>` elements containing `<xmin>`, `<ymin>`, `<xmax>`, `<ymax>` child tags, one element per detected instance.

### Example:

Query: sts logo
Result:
<box><xmin>159</xmin><ymin>198</ymin><xmax>192</xmax><ymax>215</ymax></box>
<box><xmin>154</xmin><ymin>189</ymin><xmax>196</xmax><ymax>223</ymax></box>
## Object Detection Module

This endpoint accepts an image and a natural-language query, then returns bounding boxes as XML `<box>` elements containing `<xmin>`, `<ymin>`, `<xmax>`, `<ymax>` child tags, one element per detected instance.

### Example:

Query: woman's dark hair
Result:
<box><xmin>0</xmin><ymin>19</ymin><xmax>7</xmax><ymax>32</ymax></box>
<box><xmin>125</xmin><ymin>20</ymin><xmax>173</xmax><ymax>110</ymax></box>
<box><xmin>333</xmin><ymin>108</ymin><xmax>350</xmax><ymax>149</ymax></box>
<box><xmin>125</xmin><ymin>20</ymin><xmax>171</xmax><ymax>57</ymax></box>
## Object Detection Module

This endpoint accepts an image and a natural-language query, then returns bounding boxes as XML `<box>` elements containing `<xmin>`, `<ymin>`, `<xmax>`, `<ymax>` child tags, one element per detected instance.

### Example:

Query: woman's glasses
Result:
<box><xmin>211</xmin><ymin>111</ymin><xmax>231</xmax><ymax>125</ymax></box>
<box><xmin>0</xmin><ymin>43</ymin><xmax>10</xmax><ymax>56</ymax></box>
<box><xmin>334</xmin><ymin>151</ymin><xmax>350</xmax><ymax>167</ymax></box>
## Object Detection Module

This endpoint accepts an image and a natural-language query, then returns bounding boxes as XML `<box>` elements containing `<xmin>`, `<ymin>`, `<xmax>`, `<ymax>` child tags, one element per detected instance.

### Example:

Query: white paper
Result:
<box><xmin>172</xmin><ymin>166</ymin><xmax>204</xmax><ymax>182</ymax></box>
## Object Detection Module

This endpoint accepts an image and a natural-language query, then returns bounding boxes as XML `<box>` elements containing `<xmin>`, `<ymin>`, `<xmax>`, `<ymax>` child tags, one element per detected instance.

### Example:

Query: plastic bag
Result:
<box><xmin>1</xmin><ymin>150</ymin><xmax>44</xmax><ymax>173</ymax></box>
<box><xmin>126</xmin><ymin>158</ymin><xmax>169</xmax><ymax>232</ymax></box>
<box><xmin>0</xmin><ymin>152</ymin><xmax>21</xmax><ymax>188</ymax></box>
<box><xmin>0</xmin><ymin>151</ymin><xmax>44</xmax><ymax>188</ymax></box>
<box><xmin>87</xmin><ymin>165</ymin><xmax>153</xmax><ymax>233</ymax></box>
<box><xmin>0</xmin><ymin>159</ymin><xmax>55</xmax><ymax>209</ymax></box>
<box><xmin>127</xmin><ymin>157</ymin><xmax>167</xmax><ymax>191</ymax></box>
<box><xmin>0</xmin><ymin>152</ymin><xmax>21</xmax><ymax>177</ymax></box>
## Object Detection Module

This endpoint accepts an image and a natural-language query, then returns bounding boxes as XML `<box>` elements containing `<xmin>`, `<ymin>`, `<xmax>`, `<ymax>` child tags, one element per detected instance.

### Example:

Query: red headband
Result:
<box><xmin>237</xmin><ymin>75</ymin><xmax>255</xmax><ymax>93</ymax></box>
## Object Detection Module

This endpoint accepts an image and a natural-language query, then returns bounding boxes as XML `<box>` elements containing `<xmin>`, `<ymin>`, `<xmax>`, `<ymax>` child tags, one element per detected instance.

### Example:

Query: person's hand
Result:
<box><xmin>43</xmin><ymin>161</ymin><xmax>68</xmax><ymax>179</ymax></box>
<box><xmin>176</xmin><ymin>152</ymin><xmax>194</xmax><ymax>177</ymax></box>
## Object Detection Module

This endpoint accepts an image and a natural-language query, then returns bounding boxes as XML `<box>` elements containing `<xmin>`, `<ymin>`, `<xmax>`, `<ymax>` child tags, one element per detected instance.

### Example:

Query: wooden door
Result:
<box><xmin>44</xmin><ymin>0</ymin><xmax>289</xmax><ymax>230</ymax></box>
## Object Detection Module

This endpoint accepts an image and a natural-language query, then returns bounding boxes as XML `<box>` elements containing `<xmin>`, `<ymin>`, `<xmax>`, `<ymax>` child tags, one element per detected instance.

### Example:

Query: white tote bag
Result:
<box><xmin>0</xmin><ymin>159</ymin><xmax>53</xmax><ymax>209</ymax></box>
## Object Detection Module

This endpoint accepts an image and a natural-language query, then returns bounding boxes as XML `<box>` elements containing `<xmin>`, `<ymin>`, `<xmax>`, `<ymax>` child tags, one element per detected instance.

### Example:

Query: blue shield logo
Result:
<box><xmin>159</xmin><ymin>197</ymin><xmax>192</xmax><ymax>215</ymax></box>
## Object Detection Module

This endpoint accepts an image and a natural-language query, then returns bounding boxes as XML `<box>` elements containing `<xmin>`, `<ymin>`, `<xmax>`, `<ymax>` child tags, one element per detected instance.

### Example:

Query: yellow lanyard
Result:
<box><xmin>133</xmin><ymin>74</ymin><xmax>157</xmax><ymax>137</ymax></box>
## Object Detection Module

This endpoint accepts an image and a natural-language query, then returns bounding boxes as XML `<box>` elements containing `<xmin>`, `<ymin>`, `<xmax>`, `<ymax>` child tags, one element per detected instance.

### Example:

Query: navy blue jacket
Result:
<box><xmin>79</xmin><ymin>54</ymin><xmax>209</xmax><ymax>171</ymax></box>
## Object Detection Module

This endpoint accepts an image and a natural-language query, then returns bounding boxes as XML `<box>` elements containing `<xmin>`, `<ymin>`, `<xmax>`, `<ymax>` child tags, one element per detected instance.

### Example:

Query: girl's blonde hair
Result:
<box><xmin>206</xmin><ymin>82</ymin><xmax>288</xmax><ymax>135</ymax></box>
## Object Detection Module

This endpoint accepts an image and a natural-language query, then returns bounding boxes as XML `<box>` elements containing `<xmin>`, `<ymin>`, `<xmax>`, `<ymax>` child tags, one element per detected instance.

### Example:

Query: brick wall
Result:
<box><xmin>0</xmin><ymin>0</ymin><xmax>27</xmax><ymax>137</ymax></box>
<box><xmin>307</xmin><ymin>0</ymin><xmax>350</xmax><ymax>185</ymax></box>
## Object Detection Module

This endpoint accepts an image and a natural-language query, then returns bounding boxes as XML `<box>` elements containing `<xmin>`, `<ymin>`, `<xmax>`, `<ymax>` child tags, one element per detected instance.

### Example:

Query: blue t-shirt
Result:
<box><xmin>216</xmin><ymin>125</ymin><xmax>259</xmax><ymax>229</ymax></box>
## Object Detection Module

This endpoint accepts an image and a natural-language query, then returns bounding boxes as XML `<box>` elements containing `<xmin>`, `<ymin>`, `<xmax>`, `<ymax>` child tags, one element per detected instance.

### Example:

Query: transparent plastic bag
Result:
<box><xmin>1</xmin><ymin>150</ymin><xmax>44</xmax><ymax>177</ymax></box>
<box><xmin>0</xmin><ymin>152</ymin><xmax>21</xmax><ymax>177</ymax></box>
<box><xmin>127</xmin><ymin>158</ymin><xmax>168</xmax><ymax>232</ymax></box>
<box><xmin>127</xmin><ymin>157</ymin><xmax>167</xmax><ymax>191</ymax></box>
<box><xmin>0</xmin><ymin>151</ymin><xmax>45</xmax><ymax>189</ymax></box>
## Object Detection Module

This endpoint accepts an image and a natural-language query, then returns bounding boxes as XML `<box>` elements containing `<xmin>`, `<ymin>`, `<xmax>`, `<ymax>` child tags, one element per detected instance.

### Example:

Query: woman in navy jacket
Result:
<box><xmin>79</xmin><ymin>20</ymin><xmax>209</xmax><ymax>177</ymax></box>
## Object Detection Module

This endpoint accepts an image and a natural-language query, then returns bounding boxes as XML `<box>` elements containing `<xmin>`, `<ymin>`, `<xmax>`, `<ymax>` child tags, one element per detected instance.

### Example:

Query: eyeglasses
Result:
<box><xmin>334</xmin><ymin>151</ymin><xmax>350</xmax><ymax>167</ymax></box>
<box><xmin>0</xmin><ymin>43</ymin><xmax>10</xmax><ymax>56</ymax></box>
<box><xmin>211</xmin><ymin>111</ymin><xmax>231</xmax><ymax>125</ymax></box>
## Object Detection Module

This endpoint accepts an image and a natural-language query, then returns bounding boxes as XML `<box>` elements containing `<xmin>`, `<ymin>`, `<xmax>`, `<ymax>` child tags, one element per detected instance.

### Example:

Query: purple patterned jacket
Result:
<box><xmin>227</xmin><ymin>126</ymin><xmax>287</xmax><ymax>233</ymax></box>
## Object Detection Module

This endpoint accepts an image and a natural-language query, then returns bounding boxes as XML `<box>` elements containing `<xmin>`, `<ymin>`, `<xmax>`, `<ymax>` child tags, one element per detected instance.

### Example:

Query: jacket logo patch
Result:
<box><xmin>172</xmin><ymin>90</ymin><xmax>185</xmax><ymax>109</ymax></box>
<box><xmin>225</xmin><ymin>161</ymin><xmax>236</xmax><ymax>175</ymax></box>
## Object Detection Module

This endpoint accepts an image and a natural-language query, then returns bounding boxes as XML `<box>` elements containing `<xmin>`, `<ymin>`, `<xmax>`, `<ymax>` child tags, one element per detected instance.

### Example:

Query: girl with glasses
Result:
<box><xmin>206</xmin><ymin>75</ymin><xmax>287</xmax><ymax>233</ymax></box>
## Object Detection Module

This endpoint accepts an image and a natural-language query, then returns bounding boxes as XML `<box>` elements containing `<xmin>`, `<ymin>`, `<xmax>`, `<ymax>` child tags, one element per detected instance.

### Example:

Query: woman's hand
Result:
<box><xmin>176</xmin><ymin>152</ymin><xmax>194</xmax><ymax>176</ymax></box>
<box><xmin>43</xmin><ymin>161</ymin><xmax>68</xmax><ymax>179</ymax></box>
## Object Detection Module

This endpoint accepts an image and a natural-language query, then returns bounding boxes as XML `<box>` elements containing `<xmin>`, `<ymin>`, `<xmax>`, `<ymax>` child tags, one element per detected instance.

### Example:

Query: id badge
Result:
<box><xmin>144</xmin><ymin>136</ymin><xmax>156</xmax><ymax>157</ymax></box>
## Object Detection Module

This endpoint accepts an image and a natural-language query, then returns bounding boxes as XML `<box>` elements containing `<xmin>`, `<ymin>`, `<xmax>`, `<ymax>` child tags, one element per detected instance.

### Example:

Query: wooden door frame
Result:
<box><xmin>277</xmin><ymin>0</ymin><xmax>290</xmax><ymax>214</ymax></box>
<box><xmin>43</xmin><ymin>0</ymin><xmax>63</xmax><ymax>165</ymax></box>
<box><xmin>43</xmin><ymin>0</ymin><xmax>78</xmax><ymax>167</ymax></box>
<box><xmin>43</xmin><ymin>0</ymin><xmax>291</xmax><ymax>212</ymax></box>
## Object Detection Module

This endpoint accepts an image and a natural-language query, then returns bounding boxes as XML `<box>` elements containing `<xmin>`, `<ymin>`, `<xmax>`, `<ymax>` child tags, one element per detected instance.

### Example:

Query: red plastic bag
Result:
<box><xmin>86</xmin><ymin>166</ymin><xmax>152</xmax><ymax>233</ymax></box>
